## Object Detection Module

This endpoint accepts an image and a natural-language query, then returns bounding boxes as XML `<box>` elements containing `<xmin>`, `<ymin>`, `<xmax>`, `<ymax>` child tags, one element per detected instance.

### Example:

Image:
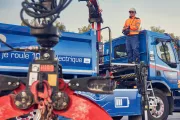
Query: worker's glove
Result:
<box><xmin>122</xmin><ymin>26</ymin><xmax>130</xmax><ymax>35</ymax></box>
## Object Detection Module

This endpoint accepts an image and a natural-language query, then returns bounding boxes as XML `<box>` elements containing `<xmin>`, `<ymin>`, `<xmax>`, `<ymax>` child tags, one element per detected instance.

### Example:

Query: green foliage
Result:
<box><xmin>78</xmin><ymin>24</ymin><xmax>91</xmax><ymax>33</ymax></box>
<box><xmin>78</xmin><ymin>24</ymin><xmax>104</xmax><ymax>41</ymax></box>
<box><xmin>55</xmin><ymin>21</ymin><xmax>66</xmax><ymax>32</ymax></box>
<box><xmin>150</xmin><ymin>26</ymin><xmax>180</xmax><ymax>49</ymax></box>
<box><xmin>21</xmin><ymin>20</ymin><xmax>67</xmax><ymax>32</ymax></box>
<box><xmin>150</xmin><ymin>26</ymin><xmax>165</xmax><ymax>33</ymax></box>
<box><xmin>21</xmin><ymin>22</ymin><xmax>26</xmax><ymax>26</ymax></box>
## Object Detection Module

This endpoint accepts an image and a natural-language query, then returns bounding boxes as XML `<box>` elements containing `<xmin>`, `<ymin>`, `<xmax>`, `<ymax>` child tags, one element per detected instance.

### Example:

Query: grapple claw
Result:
<box><xmin>54</xmin><ymin>94</ymin><xmax>112</xmax><ymax>120</ymax></box>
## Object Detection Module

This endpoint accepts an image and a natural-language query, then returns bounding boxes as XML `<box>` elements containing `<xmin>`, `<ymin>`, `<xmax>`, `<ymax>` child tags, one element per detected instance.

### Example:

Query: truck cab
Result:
<box><xmin>104</xmin><ymin>30</ymin><xmax>180</xmax><ymax>120</ymax></box>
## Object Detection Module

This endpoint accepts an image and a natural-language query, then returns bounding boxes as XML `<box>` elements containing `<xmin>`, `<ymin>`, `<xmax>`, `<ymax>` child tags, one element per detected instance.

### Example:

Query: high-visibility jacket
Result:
<box><xmin>123</xmin><ymin>17</ymin><xmax>141</xmax><ymax>35</ymax></box>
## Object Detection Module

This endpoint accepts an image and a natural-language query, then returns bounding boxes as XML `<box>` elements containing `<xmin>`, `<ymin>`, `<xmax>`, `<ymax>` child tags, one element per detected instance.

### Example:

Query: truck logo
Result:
<box><xmin>84</xmin><ymin>58</ymin><xmax>91</xmax><ymax>64</ymax></box>
<box><xmin>115</xmin><ymin>97</ymin><xmax>130</xmax><ymax>108</ymax></box>
<box><xmin>76</xmin><ymin>91</ymin><xmax>108</xmax><ymax>101</ymax></box>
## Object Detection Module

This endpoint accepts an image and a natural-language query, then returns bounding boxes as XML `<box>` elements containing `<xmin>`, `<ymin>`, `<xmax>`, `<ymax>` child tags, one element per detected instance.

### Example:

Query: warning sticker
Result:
<box><xmin>32</xmin><ymin>64</ymin><xmax>40</xmax><ymax>72</ymax></box>
<box><xmin>29</xmin><ymin>72</ymin><xmax>38</xmax><ymax>85</ymax></box>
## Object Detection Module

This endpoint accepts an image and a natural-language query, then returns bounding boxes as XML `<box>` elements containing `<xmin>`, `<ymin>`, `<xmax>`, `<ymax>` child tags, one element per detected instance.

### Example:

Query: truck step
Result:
<box><xmin>147</xmin><ymin>89</ymin><xmax>153</xmax><ymax>91</ymax></box>
<box><xmin>173</xmin><ymin>96</ymin><xmax>180</xmax><ymax>100</ymax></box>
<box><xmin>148</xmin><ymin>97</ymin><xmax>156</xmax><ymax>99</ymax></box>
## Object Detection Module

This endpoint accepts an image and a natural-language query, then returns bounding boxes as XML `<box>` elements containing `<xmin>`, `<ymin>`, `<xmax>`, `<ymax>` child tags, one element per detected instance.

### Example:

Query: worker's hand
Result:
<box><xmin>123</xmin><ymin>26</ymin><xmax>129</xmax><ymax>30</ymax></box>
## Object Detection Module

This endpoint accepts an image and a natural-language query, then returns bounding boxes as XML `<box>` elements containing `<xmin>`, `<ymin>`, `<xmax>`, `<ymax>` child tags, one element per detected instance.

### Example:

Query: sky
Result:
<box><xmin>0</xmin><ymin>0</ymin><xmax>180</xmax><ymax>40</ymax></box>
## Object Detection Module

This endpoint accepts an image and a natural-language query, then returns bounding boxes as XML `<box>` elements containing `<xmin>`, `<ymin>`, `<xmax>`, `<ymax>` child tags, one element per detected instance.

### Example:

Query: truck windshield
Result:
<box><xmin>156</xmin><ymin>41</ymin><xmax>176</xmax><ymax>63</ymax></box>
<box><xmin>114</xmin><ymin>44</ymin><xmax>127</xmax><ymax>58</ymax></box>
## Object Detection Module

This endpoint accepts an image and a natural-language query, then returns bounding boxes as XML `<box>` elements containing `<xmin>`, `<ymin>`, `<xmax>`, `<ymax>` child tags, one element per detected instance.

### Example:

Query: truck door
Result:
<box><xmin>153</xmin><ymin>38</ymin><xmax>179</xmax><ymax>88</ymax></box>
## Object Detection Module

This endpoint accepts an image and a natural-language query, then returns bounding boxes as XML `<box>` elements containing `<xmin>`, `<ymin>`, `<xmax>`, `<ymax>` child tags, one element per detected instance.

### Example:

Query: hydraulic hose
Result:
<box><xmin>20</xmin><ymin>0</ymin><xmax>72</xmax><ymax>29</ymax></box>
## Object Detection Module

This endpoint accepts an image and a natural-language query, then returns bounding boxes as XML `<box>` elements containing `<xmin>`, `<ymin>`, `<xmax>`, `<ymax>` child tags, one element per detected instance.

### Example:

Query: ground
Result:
<box><xmin>122</xmin><ymin>113</ymin><xmax>180</xmax><ymax>120</ymax></box>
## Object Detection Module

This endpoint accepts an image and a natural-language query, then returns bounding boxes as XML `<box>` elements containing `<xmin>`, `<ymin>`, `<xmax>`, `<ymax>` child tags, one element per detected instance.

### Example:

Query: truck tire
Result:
<box><xmin>148</xmin><ymin>88</ymin><xmax>169</xmax><ymax>120</ymax></box>
<box><xmin>128</xmin><ymin>115</ymin><xmax>142</xmax><ymax>120</ymax></box>
<box><xmin>112</xmin><ymin>116</ymin><xmax>123</xmax><ymax>120</ymax></box>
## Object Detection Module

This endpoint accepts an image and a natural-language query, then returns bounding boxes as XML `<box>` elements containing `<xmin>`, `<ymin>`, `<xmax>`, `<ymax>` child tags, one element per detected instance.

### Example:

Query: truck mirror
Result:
<box><xmin>177</xmin><ymin>40</ymin><xmax>180</xmax><ymax>47</ymax></box>
<box><xmin>178</xmin><ymin>48</ymin><xmax>180</xmax><ymax>61</ymax></box>
<box><xmin>168</xmin><ymin>62</ymin><xmax>177</xmax><ymax>68</ymax></box>
<box><xmin>176</xmin><ymin>40</ymin><xmax>180</xmax><ymax>61</ymax></box>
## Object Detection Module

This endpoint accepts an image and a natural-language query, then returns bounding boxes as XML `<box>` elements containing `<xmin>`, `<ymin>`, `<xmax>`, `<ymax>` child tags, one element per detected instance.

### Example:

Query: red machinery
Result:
<box><xmin>0</xmin><ymin>79</ymin><xmax>112</xmax><ymax>120</ymax></box>
<box><xmin>87</xmin><ymin>0</ymin><xmax>103</xmax><ymax>42</ymax></box>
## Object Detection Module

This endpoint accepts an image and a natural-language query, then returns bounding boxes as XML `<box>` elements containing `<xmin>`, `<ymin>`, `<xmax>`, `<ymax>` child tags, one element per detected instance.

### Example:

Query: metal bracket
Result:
<box><xmin>0</xmin><ymin>75</ymin><xmax>26</xmax><ymax>92</ymax></box>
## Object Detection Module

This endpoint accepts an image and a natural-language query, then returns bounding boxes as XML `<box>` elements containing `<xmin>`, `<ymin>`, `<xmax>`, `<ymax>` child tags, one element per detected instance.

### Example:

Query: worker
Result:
<box><xmin>122</xmin><ymin>8</ymin><xmax>141</xmax><ymax>63</ymax></box>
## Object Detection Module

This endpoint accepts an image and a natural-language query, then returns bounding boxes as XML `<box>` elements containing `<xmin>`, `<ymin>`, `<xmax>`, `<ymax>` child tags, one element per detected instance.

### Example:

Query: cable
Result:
<box><xmin>20</xmin><ymin>0</ymin><xmax>72</xmax><ymax>29</ymax></box>
<box><xmin>0</xmin><ymin>39</ymin><xmax>14</xmax><ymax>50</ymax></box>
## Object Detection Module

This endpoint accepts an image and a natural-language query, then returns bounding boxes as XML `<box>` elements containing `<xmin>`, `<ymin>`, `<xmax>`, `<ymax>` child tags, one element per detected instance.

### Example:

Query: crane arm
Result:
<box><xmin>79</xmin><ymin>0</ymin><xmax>103</xmax><ymax>41</ymax></box>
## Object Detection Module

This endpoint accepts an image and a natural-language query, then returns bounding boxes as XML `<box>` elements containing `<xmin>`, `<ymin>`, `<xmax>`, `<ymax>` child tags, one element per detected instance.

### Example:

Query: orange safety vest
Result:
<box><xmin>123</xmin><ymin>17</ymin><xmax>141</xmax><ymax>35</ymax></box>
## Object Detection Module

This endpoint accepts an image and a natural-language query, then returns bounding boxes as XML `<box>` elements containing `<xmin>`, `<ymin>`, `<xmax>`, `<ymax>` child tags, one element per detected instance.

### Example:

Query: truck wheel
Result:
<box><xmin>112</xmin><ymin>116</ymin><xmax>123</xmax><ymax>120</ymax></box>
<box><xmin>128</xmin><ymin>115</ymin><xmax>142</xmax><ymax>120</ymax></box>
<box><xmin>148</xmin><ymin>89</ymin><xmax>169</xmax><ymax>120</ymax></box>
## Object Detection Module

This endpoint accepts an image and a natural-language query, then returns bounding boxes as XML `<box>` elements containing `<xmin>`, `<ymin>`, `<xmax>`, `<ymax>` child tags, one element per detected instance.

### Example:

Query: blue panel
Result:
<box><xmin>104</xmin><ymin>31</ymin><xmax>148</xmax><ymax>64</ymax></box>
<box><xmin>76</xmin><ymin>89</ymin><xmax>142</xmax><ymax>116</ymax></box>
<box><xmin>0</xmin><ymin>23</ymin><xmax>97</xmax><ymax>75</ymax></box>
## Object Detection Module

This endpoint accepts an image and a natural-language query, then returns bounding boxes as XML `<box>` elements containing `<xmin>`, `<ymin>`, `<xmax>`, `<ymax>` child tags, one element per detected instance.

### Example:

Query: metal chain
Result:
<box><xmin>46</xmin><ymin>102</ymin><xmax>54</xmax><ymax>120</ymax></box>
<box><xmin>38</xmin><ymin>101</ymin><xmax>46</xmax><ymax>120</ymax></box>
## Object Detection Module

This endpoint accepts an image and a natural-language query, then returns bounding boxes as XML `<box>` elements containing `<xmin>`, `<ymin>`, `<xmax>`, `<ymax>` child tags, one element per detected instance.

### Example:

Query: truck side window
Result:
<box><xmin>156</xmin><ymin>41</ymin><xmax>176</xmax><ymax>63</ymax></box>
<box><xmin>114</xmin><ymin>44</ymin><xmax>127</xmax><ymax>58</ymax></box>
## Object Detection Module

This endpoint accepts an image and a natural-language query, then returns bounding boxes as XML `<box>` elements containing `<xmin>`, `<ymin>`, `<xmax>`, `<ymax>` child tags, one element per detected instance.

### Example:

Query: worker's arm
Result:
<box><xmin>130</xmin><ymin>19</ymin><xmax>141</xmax><ymax>30</ymax></box>
<box><xmin>123</xmin><ymin>19</ymin><xmax>129</xmax><ymax>30</ymax></box>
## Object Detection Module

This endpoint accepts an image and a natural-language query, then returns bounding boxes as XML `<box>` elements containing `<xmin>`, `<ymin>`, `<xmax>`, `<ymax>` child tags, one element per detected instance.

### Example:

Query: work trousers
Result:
<box><xmin>126</xmin><ymin>35</ymin><xmax>140</xmax><ymax>63</ymax></box>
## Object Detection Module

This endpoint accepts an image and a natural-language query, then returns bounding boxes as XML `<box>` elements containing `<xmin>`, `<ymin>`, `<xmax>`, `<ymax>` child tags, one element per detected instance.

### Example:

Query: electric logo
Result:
<box><xmin>115</xmin><ymin>97</ymin><xmax>130</xmax><ymax>108</ymax></box>
<box><xmin>115</xmin><ymin>98</ymin><xmax>123</xmax><ymax>106</ymax></box>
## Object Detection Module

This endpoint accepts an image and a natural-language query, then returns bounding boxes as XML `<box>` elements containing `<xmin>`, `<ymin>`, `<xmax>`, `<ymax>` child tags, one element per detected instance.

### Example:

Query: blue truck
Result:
<box><xmin>0</xmin><ymin>23</ymin><xmax>180</xmax><ymax>120</ymax></box>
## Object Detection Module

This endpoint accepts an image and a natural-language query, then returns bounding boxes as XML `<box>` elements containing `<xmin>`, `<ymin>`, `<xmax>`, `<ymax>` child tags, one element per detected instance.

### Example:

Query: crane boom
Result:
<box><xmin>79</xmin><ymin>0</ymin><xmax>103</xmax><ymax>41</ymax></box>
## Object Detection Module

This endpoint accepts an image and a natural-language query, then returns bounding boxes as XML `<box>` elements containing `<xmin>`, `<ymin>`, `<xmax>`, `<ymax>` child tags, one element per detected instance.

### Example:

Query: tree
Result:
<box><xmin>54</xmin><ymin>21</ymin><xmax>66</xmax><ymax>32</ymax></box>
<box><xmin>150</xmin><ymin>26</ymin><xmax>180</xmax><ymax>50</ymax></box>
<box><xmin>150</xmin><ymin>26</ymin><xmax>180</xmax><ymax>40</ymax></box>
<box><xmin>78</xmin><ymin>24</ymin><xmax>104</xmax><ymax>41</ymax></box>
<box><xmin>78</xmin><ymin>24</ymin><xmax>91</xmax><ymax>33</ymax></box>
<box><xmin>21</xmin><ymin>19</ymin><xmax>30</xmax><ymax>26</ymax></box>
<box><xmin>21</xmin><ymin>20</ymin><xmax>67</xmax><ymax>32</ymax></box>
<box><xmin>21</xmin><ymin>22</ymin><xmax>26</xmax><ymax>26</ymax></box>
<box><xmin>150</xmin><ymin>26</ymin><xmax>165</xmax><ymax>33</ymax></box>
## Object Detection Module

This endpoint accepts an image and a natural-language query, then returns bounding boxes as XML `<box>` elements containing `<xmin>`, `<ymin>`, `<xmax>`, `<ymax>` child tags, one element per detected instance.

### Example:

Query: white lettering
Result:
<box><xmin>1</xmin><ymin>53</ymin><xmax>8</xmax><ymax>59</ymax></box>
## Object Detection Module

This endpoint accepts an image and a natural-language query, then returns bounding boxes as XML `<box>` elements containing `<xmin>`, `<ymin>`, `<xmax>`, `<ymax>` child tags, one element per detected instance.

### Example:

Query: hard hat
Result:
<box><xmin>129</xmin><ymin>8</ymin><xmax>136</xmax><ymax>12</ymax></box>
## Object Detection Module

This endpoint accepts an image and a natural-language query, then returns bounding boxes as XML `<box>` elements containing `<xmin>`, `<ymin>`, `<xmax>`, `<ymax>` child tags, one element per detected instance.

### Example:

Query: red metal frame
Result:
<box><xmin>0</xmin><ymin>79</ymin><xmax>112</xmax><ymax>120</ymax></box>
<box><xmin>89</xmin><ymin>0</ymin><xmax>103</xmax><ymax>42</ymax></box>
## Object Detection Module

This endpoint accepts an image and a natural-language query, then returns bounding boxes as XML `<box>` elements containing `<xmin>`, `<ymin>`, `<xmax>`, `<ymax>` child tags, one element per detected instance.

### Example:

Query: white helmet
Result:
<box><xmin>129</xmin><ymin>8</ymin><xmax>136</xmax><ymax>12</ymax></box>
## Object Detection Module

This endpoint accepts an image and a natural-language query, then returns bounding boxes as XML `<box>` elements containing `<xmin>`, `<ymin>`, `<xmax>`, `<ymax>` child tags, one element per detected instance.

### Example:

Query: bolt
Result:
<box><xmin>15</xmin><ymin>101</ymin><xmax>21</xmax><ymax>107</ymax></box>
<box><xmin>16</xmin><ymin>82</ymin><xmax>19</xmax><ymax>86</ymax></box>
<box><xmin>62</xmin><ymin>102</ymin><xmax>67</xmax><ymax>106</ymax></box>
<box><xmin>22</xmin><ymin>98</ymin><xmax>26</xmax><ymax>103</ymax></box>
<box><xmin>22</xmin><ymin>92</ymin><xmax>27</xmax><ymax>97</ymax></box>
<box><xmin>22</xmin><ymin>104</ymin><xmax>26</xmax><ymax>109</ymax></box>
<box><xmin>58</xmin><ymin>92</ymin><xmax>62</xmax><ymax>97</ymax></box>
<box><xmin>27</xmin><ymin>102</ymin><xmax>31</xmax><ymax>106</ymax></box>
<box><xmin>43</xmin><ymin>53</ymin><xmax>50</xmax><ymax>59</ymax></box>
<box><xmin>76</xmin><ymin>83</ymin><xmax>79</xmax><ymax>87</ymax></box>
<box><xmin>8</xmin><ymin>82</ymin><xmax>11</xmax><ymax>85</ymax></box>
